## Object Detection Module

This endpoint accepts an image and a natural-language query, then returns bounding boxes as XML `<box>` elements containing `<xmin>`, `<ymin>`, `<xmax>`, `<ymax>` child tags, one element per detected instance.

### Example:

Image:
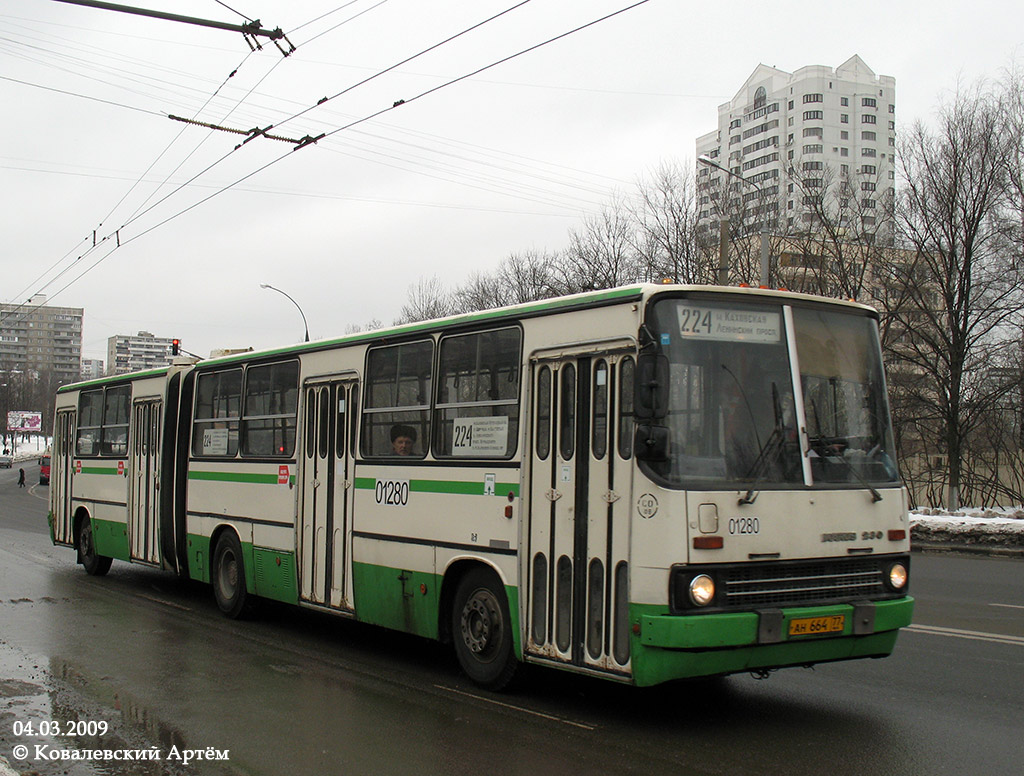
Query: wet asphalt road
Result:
<box><xmin>1</xmin><ymin>462</ymin><xmax>1022</xmax><ymax>776</ymax></box>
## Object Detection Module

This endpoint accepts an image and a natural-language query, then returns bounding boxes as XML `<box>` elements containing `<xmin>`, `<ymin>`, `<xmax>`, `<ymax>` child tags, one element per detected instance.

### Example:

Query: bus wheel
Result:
<box><xmin>213</xmin><ymin>532</ymin><xmax>248</xmax><ymax>619</ymax></box>
<box><xmin>78</xmin><ymin>516</ymin><xmax>112</xmax><ymax>577</ymax></box>
<box><xmin>452</xmin><ymin>568</ymin><xmax>518</xmax><ymax>690</ymax></box>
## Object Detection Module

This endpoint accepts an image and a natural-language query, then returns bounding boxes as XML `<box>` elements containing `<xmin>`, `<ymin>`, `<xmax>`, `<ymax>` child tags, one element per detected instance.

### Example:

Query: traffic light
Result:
<box><xmin>172</xmin><ymin>338</ymin><xmax>180</xmax><ymax>356</ymax></box>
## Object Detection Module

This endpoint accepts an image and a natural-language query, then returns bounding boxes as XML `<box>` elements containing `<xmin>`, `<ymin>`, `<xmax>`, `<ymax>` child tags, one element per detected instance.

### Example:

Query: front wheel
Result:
<box><xmin>452</xmin><ymin>568</ymin><xmax>518</xmax><ymax>690</ymax></box>
<box><xmin>212</xmin><ymin>532</ymin><xmax>249</xmax><ymax>619</ymax></box>
<box><xmin>78</xmin><ymin>516</ymin><xmax>112</xmax><ymax>576</ymax></box>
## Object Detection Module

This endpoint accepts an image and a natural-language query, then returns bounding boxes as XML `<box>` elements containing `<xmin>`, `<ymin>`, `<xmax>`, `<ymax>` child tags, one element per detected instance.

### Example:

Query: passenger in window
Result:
<box><xmin>390</xmin><ymin>425</ymin><xmax>417</xmax><ymax>456</ymax></box>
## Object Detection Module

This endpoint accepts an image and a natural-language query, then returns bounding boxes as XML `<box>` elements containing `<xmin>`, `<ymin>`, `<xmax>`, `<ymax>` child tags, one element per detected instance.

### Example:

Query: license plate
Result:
<box><xmin>788</xmin><ymin>615</ymin><xmax>845</xmax><ymax>637</ymax></box>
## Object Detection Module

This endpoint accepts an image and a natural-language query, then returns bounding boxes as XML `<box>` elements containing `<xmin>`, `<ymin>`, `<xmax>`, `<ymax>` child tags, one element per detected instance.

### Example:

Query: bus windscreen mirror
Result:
<box><xmin>634</xmin><ymin>423</ymin><xmax>669</xmax><ymax>462</ymax></box>
<box><xmin>635</xmin><ymin>354</ymin><xmax>669</xmax><ymax>420</ymax></box>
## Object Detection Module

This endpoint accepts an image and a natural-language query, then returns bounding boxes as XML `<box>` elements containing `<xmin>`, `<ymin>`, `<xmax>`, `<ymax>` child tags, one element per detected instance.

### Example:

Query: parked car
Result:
<box><xmin>0</xmin><ymin>455</ymin><xmax>11</xmax><ymax>468</ymax></box>
<box><xmin>39</xmin><ymin>456</ymin><xmax>51</xmax><ymax>485</ymax></box>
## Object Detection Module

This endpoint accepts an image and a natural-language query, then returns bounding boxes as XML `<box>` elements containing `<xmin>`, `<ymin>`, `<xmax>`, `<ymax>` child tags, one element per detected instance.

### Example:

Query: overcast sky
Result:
<box><xmin>2</xmin><ymin>0</ymin><xmax>1022</xmax><ymax>362</ymax></box>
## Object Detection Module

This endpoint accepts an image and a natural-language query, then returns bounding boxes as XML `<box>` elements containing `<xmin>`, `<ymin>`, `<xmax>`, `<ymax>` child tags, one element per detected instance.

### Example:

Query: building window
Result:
<box><xmin>841</xmin><ymin>97</ymin><xmax>849</xmax><ymax>106</ymax></box>
<box><xmin>803</xmin><ymin>110</ymin><xmax>823</xmax><ymax>121</ymax></box>
<box><xmin>803</xmin><ymin>93</ymin><xmax>823</xmax><ymax>103</ymax></box>
<box><xmin>841</xmin><ymin>113</ymin><xmax>849</xmax><ymax>124</ymax></box>
<box><xmin>802</xmin><ymin>144</ymin><xmax>823</xmax><ymax>154</ymax></box>
<box><xmin>840</xmin><ymin>130</ymin><xmax>849</xmax><ymax>140</ymax></box>
<box><xmin>841</xmin><ymin>164</ymin><xmax>850</xmax><ymax>176</ymax></box>
<box><xmin>862</xmin><ymin>114</ymin><xmax>877</xmax><ymax>124</ymax></box>
<box><xmin>802</xmin><ymin>127</ymin><xmax>823</xmax><ymax>138</ymax></box>
<box><xmin>841</xmin><ymin>147</ymin><xmax>849</xmax><ymax>157</ymax></box>
<box><xmin>862</xmin><ymin>182</ymin><xmax>876</xmax><ymax>191</ymax></box>
<box><xmin>862</xmin><ymin>131</ymin><xmax>876</xmax><ymax>141</ymax></box>
<box><xmin>862</xmin><ymin>199</ymin><xmax>877</xmax><ymax>209</ymax></box>
<box><xmin>802</xmin><ymin>161</ymin><xmax>824</xmax><ymax>171</ymax></box>
<box><xmin>862</xmin><ymin>148</ymin><xmax>877</xmax><ymax>157</ymax></box>
<box><xmin>788</xmin><ymin>100</ymin><xmax>794</xmax><ymax>110</ymax></box>
<box><xmin>803</xmin><ymin>178</ymin><xmax>823</xmax><ymax>188</ymax></box>
<box><xmin>889</xmin><ymin>104</ymin><xmax>895</xmax><ymax>113</ymax></box>
<box><xmin>753</xmin><ymin>86</ymin><xmax>766</xmax><ymax>109</ymax></box>
<box><xmin>862</xmin><ymin>97</ymin><xmax>877</xmax><ymax>108</ymax></box>
<box><xmin>730</xmin><ymin>118</ymin><xmax>742</xmax><ymax>130</ymax></box>
<box><xmin>861</xmin><ymin>164</ymin><xmax>877</xmax><ymax>175</ymax></box>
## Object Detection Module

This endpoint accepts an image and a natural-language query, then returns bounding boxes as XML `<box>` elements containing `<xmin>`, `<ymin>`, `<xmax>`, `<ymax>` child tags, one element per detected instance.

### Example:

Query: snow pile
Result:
<box><xmin>911</xmin><ymin>507</ymin><xmax>1024</xmax><ymax>549</ymax></box>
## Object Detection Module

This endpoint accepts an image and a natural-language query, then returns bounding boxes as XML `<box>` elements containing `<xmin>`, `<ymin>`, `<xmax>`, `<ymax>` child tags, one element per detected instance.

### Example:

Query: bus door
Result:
<box><xmin>128</xmin><ymin>399</ymin><xmax>162</xmax><ymax>565</ymax></box>
<box><xmin>52</xmin><ymin>409</ymin><xmax>76</xmax><ymax>545</ymax></box>
<box><xmin>526</xmin><ymin>346</ymin><xmax>635</xmax><ymax>674</ymax></box>
<box><xmin>299</xmin><ymin>378</ymin><xmax>357</xmax><ymax>609</ymax></box>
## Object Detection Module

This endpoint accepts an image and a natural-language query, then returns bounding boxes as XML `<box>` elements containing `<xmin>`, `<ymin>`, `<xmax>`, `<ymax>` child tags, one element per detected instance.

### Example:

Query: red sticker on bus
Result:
<box><xmin>118</xmin><ymin>461</ymin><xmax>124</xmax><ymax>476</ymax></box>
<box><xmin>278</xmin><ymin>465</ymin><xmax>289</xmax><ymax>485</ymax></box>
<box><xmin>75</xmin><ymin>460</ymin><xmax>82</xmax><ymax>474</ymax></box>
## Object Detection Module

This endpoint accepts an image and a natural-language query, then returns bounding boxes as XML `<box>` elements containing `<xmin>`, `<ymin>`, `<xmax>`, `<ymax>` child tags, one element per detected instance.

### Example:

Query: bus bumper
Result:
<box><xmin>630</xmin><ymin>596</ymin><xmax>914</xmax><ymax>687</ymax></box>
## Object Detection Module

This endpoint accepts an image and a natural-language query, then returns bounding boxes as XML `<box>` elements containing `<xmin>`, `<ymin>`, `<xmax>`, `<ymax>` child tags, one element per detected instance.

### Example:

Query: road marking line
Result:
<box><xmin>436</xmin><ymin>685</ymin><xmax>596</xmax><ymax>730</ymax></box>
<box><xmin>137</xmin><ymin>593</ymin><xmax>192</xmax><ymax>611</ymax></box>
<box><xmin>905</xmin><ymin>623</ymin><xmax>1024</xmax><ymax>646</ymax></box>
<box><xmin>991</xmin><ymin>603</ymin><xmax>1024</xmax><ymax>610</ymax></box>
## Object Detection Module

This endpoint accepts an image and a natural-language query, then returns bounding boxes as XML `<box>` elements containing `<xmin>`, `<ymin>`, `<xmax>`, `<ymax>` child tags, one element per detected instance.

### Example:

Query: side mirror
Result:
<box><xmin>635</xmin><ymin>424</ymin><xmax>670</xmax><ymax>462</ymax></box>
<box><xmin>636</xmin><ymin>353</ymin><xmax>669</xmax><ymax>420</ymax></box>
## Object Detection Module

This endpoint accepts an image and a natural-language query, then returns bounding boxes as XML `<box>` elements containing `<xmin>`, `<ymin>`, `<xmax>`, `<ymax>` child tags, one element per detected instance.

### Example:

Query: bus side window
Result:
<box><xmin>536</xmin><ymin>366</ymin><xmax>551</xmax><ymax>460</ymax></box>
<box><xmin>618</xmin><ymin>357</ymin><xmax>635</xmax><ymax>459</ymax></box>
<box><xmin>559</xmin><ymin>364</ymin><xmax>576</xmax><ymax>460</ymax></box>
<box><xmin>362</xmin><ymin>340</ymin><xmax>433</xmax><ymax>458</ymax></box>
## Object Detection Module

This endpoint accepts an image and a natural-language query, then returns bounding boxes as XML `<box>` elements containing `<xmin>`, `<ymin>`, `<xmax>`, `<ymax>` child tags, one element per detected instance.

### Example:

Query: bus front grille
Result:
<box><xmin>669</xmin><ymin>555</ymin><xmax>909</xmax><ymax>613</ymax></box>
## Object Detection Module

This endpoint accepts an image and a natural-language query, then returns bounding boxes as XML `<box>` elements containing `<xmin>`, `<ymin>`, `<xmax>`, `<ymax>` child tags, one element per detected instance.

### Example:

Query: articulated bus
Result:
<box><xmin>49</xmin><ymin>284</ymin><xmax>913</xmax><ymax>689</ymax></box>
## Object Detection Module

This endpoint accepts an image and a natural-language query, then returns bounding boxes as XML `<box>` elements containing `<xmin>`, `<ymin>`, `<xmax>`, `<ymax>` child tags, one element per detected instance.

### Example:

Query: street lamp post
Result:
<box><xmin>260</xmin><ymin>284</ymin><xmax>310</xmax><ymax>342</ymax></box>
<box><xmin>698</xmin><ymin>155</ymin><xmax>771</xmax><ymax>287</ymax></box>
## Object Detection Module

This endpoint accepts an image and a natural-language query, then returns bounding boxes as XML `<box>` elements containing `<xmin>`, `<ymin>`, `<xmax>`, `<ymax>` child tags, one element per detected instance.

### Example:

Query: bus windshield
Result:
<box><xmin>641</xmin><ymin>296</ymin><xmax>899</xmax><ymax>489</ymax></box>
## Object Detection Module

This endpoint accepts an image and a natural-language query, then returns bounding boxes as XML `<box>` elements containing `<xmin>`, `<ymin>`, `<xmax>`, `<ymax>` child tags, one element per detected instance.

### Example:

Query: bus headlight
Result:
<box><xmin>689</xmin><ymin>574</ymin><xmax>716</xmax><ymax>606</ymax></box>
<box><xmin>887</xmin><ymin>562</ymin><xmax>908</xmax><ymax>591</ymax></box>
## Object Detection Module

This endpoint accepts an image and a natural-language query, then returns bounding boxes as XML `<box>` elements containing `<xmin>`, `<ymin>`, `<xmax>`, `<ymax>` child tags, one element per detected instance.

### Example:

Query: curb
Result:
<box><xmin>911</xmin><ymin>541</ymin><xmax>1024</xmax><ymax>559</ymax></box>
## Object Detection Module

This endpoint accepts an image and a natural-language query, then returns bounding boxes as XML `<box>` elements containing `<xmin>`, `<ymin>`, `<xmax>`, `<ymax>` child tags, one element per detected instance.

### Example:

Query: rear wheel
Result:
<box><xmin>213</xmin><ymin>531</ymin><xmax>249</xmax><ymax>618</ymax></box>
<box><xmin>78</xmin><ymin>516</ymin><xmax>112</xmax><ymax>577</ymax></box>
<box><xmin>452</xmin><ymin>568</ymin><xmax>518</xmax><ymax>690</ymax></box>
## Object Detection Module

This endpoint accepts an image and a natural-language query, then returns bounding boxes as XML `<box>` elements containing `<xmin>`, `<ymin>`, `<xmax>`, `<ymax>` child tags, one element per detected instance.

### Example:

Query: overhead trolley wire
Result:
<box><xmin>6</xmin><ymin>0</ymin><xmax>652</xmax><ymax>320</ymax></box>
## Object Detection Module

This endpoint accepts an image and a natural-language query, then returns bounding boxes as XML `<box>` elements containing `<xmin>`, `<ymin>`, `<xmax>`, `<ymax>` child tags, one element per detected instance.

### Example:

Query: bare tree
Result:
<box><xmin>457</xmin><ymin>249</ymin><xmax>560</xmax><ymax>312</ymax></box>
<box><xmin>628</xmin><ymin>161</ymin><xmax>714</xmax><ymax>284</ymax></box>
<box><xmin>885</xmin><ymin>81</ymin><xmax>1023</xmax><ymax>509</ymax></box>
<box><xmin>553</xmin><ymin>201</ymin><xmax>641</xmax><ymax>294</ymax></box>
<box><xmin>395</xmin><ymin>276</ymin><xmax>459</xmax><ymax>324</ymax></box>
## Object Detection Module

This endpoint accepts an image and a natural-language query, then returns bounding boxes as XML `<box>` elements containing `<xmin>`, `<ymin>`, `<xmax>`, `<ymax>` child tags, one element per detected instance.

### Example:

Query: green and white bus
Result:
<box><xmin>49</xmin><ymin>284</ymin><xmax>913</xmax><ymax>689</ymax></box>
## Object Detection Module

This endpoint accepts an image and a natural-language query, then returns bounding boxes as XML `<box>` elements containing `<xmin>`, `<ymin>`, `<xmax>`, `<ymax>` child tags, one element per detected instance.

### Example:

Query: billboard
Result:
<box><xmin>7</xmin><ymin>411</ymin><xmax>42</xmax><ymax>432</ymax></box>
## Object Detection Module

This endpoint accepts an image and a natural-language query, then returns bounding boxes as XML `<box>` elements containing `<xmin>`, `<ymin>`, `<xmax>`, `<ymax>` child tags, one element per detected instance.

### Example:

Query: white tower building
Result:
<box><xmin>696</xmin><ymin>55</ymin><xmax>896</xmax><ymax>237</ymax></box>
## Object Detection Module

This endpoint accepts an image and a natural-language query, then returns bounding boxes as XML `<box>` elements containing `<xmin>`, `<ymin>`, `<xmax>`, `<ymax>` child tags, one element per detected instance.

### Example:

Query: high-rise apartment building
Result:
<box><xmin>696</xmin><ymin>55</ymin><xmax>896</xmax><ymax>236</ymax></box>
<box><xmin>0</xmin><ymin>295</ymin><xmax>83</xmax><ymax>384</ymax></box>
<box><xmin>107</xmin><ymin>331</ymin><xmax>175</xmax><ymax>375</ymax></box>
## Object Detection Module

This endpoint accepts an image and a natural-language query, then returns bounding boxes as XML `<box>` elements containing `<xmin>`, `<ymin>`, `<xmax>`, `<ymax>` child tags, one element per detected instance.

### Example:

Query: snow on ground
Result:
<box><xmin>911</xmin><ymin>507</ymin><xmax>1024</xmax><ymax>549</ymax></box>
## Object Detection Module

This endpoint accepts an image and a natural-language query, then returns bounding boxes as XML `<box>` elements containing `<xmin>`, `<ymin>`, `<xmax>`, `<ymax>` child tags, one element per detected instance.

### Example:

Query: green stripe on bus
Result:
<box><xmin>354</xmin><ymin>477</ymin><xmax>519</xmax><ymax>498</ymax></box>
<box><xmin>189</xmin><ymin>470</ymin><xmax>296</xmax><ymax>485</ymax></box>
<box><xmin>79</xmin><ymin>466</ymin><xmax>121</xmax><ymax>476</ymax></box>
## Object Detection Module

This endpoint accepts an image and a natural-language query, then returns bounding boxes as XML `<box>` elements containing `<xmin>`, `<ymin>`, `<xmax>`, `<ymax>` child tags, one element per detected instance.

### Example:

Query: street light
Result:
<box><xmin>698</xmin><ymin>155</ymin><xmax>771</xmax><ymax>287</ymax></box>
<box><xmin>260</xmin><ymin>284</ymin><xmax>310</xmax><ymax>342</ymax></box>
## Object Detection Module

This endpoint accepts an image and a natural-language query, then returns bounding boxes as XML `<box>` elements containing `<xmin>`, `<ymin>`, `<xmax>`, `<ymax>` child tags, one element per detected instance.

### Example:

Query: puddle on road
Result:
<box><xmin>0</xmin><ymin>641</ymin><xmax>240</xmax><ymax>776</ymax></box>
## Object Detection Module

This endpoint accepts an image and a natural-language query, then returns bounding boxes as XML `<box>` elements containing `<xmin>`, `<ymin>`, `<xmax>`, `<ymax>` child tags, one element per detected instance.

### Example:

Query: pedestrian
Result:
<box><xmin>18</xmin><ymin>468</ymin><xmax>26</xmax><ymax>488</ymax></box>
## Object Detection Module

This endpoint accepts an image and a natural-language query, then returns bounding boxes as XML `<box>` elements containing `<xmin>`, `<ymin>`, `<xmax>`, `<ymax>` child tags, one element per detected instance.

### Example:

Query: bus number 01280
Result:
<box><xmin>375</xmin><ymin>480</ymin><xmax>409</xmax><ymax>506</ymax></box>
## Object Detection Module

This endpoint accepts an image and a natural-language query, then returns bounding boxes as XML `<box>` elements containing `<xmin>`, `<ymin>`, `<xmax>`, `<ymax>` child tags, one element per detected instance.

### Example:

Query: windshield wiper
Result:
<box><xmin>738</xmin><ymin>383</ymin><xmax>784</xmax><ymax>506</ymax></box>
<box><xmin>807</xmin><ymin>399</ymin><xmax>882</xmax><ymax>502</ymax></box>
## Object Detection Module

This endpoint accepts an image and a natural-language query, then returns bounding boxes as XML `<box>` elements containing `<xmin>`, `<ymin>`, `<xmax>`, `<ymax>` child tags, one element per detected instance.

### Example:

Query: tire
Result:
<box><xmin>78</xmin><ymin>516</ymin><xmax>112</xmax><ymax>577</ymax></box>
<box><xmin>212</xmin><ymin>531</ymin><xmax>249</xmax><ymax>619</ymax></box>
<box><xmin>452</xmin><ymin>567</ymin><xmax>518</xmax><ymax>690</ymax></box>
